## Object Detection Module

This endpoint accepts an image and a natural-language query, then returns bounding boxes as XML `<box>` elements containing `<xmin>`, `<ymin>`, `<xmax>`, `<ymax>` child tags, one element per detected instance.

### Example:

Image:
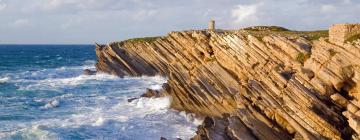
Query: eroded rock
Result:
<box><xmin>96</xmin><ymin>28</ymin><xmax>360</xmax><ymax>139</ymax></box>
<box><xmin>83</xmin><ymin>69</ymin><xmax>96</xmax><ymax>75</ymax></box>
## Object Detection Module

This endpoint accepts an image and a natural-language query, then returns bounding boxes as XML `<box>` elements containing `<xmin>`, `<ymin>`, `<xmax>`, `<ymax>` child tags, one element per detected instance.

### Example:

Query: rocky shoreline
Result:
<box><xmin>95</xmin><ymin>26</ymin><xmax>360</xmax><ymax>140</ymax></box>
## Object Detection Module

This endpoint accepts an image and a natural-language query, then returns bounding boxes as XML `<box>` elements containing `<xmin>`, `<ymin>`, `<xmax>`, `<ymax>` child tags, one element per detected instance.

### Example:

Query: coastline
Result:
<box><xmin>95</xmin><ymin>26</ymin><xmax>360</xmax><ymax>139</ymax></box>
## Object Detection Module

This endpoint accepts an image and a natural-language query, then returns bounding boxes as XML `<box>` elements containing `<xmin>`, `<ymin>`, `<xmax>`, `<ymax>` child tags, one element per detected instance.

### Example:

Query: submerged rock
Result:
<box><xmin>83</xmin><ymin>69</ymin><xmax>96</xmax><ymax>75</ymax></box>
<box><xmin>95</xmin><ymin>27</ymin><xmax>360</xmax><ymax>139</ymax></box>
<box><xmin>127</xmin><ymin>97</ymin><xmax>138</xmax><ymax>102</ymax></box>
<box><xmin>141</xmin><ymin>89</ymin><xmax>156</xmax><ymax>98</ymax></box>
<box><xmin>128</xmin><ymin>88</ymin><xmax>163</xmax><ymax>103</ymax></box>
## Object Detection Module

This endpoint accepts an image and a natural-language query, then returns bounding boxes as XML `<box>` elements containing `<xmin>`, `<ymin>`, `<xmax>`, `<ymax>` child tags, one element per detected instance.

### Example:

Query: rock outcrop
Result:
<box><xmin>95</xmin><ymin>27</ymin><xmax>360</xmax><ymax>140</ymax></box>
<box><xmin>83</xmin><ymin>69</ymin><xmax>97</xmax><ymax>75</ymax></box>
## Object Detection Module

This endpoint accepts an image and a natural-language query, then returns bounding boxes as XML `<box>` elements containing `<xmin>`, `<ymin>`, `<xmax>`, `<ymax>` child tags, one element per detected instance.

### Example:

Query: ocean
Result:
<box><xmin>0</xmin><ymin>45</ymin><xmax>199</xmax><ymax>140</ymax></box>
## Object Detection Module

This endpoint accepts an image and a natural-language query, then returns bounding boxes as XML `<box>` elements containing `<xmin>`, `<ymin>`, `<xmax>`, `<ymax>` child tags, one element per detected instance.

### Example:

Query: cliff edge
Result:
<box><xmin>95</xmin><ymin>25</ymin><xmax>360</xmax><ymax>140</ymax></box>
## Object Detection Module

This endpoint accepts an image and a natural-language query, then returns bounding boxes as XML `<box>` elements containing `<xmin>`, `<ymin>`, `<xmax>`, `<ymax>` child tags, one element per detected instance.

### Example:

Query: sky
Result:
<box><xmin>0</xmin><ymin>0</ymin><xmax>359</xmax><ymax>44</ymax></box>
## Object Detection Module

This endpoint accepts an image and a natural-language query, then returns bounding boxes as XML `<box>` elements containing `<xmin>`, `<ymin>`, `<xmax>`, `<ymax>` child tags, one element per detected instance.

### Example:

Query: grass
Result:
<box><xmin>243</xmin><ymin>26</ymin><xmax>290</xmax><ymax>31</ymax></box>
<box><xmin>240</xmin><ymin>26</ymin><xmax>328</xmax><ymax>41</ymax></box>
<box><xmin>303</xmin><ymin>30</ymin><xmax>329</xmax><ymax>40</ymax></box>
<box><xmin>126</xmin><ymin>37</ymin><xmax>161</xmax><ymax>43</ymax></box>
<box><xmin>296</xmin><ymin>52</ymin><xmax>310</xmax><ymax>64</ymax></box>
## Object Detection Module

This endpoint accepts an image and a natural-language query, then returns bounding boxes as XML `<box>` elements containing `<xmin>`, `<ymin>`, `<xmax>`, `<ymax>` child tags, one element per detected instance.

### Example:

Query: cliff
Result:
<box><xmin>95</xmin><ymin>27</ymin><xmax>360</xmax><ymax>140</ymax></box>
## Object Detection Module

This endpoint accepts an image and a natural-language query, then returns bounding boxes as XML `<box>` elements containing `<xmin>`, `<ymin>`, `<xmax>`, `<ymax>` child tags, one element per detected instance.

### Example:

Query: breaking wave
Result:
<box><xmin>0</xmin><ymin>77</ymin><xmax>10</xmax><ymax>83</ymax></box>
<box><xmin>0</xmin><ymin>60</ymin><xmax>198</xmax><ymax>140</ymax></box>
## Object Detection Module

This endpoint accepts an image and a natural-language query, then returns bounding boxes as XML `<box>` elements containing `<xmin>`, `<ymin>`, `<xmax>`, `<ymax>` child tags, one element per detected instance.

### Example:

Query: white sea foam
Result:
<box><xmin>19</xmin><ymin>73</ymin><xmax>119</xmax><ymax>91</ymax></box>
<box><xmin>0</xmin><ymin>77</ymin><xmax>10</xmax><ymax>83</ymax></box>
<box><xmin>41</xmin><ymin>100</ymin><xmax>60</xmax><ymax>110</ymax></box>
<box><xmin>132</xmin><ymin>96</ymin><xmax>171</xmax><ymax>110</ymax></box>
<box><xmin>179</xmin><ymin>111</ymin><xmax>204</xmax><ymax>126</ymax></box>
<box><xmin>149</xmin><ymin>84</ymin><xmax>163</xmax><ymax>90</ymax></box>
<box><xmin>0</xmin><ymin>125</ymin><xmax>58</xmax><ymax>140</ymax></box>
<box><xmin>2</xmin><ymin>94</ymin><xmax>197</xmax><ymax>140</ymax></box>
<box><xmin>1</xmin><ymin>60</ymin><xmax>196</xmax><ymax>140</ymax></box>
<box><xmin>93</xmin><ymin>117</ymin><xmax>105</xmax><ymax>126</ymax></box>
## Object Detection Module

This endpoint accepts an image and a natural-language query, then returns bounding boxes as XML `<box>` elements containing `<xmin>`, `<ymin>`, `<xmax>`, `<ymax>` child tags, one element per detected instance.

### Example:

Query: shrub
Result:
<box><xmin>296</xmin><ymin>52</ymin><xmax>310</xmax><ymax>64</ymax></box>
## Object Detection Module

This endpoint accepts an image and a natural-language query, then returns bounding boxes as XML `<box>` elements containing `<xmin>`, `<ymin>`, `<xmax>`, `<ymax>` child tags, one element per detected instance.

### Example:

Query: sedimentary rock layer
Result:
<box><xmin>95</xmin><ymin>29</ymin><xmax>360</xmax><ymax>140</ymax></box>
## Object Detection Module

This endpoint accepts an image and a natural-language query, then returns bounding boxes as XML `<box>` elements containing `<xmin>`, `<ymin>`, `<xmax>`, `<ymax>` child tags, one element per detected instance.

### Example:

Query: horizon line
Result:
<box><xmin>0</xmin><ymin>44</ymin><xmax>95</xmax><ymax>45</ymax></box>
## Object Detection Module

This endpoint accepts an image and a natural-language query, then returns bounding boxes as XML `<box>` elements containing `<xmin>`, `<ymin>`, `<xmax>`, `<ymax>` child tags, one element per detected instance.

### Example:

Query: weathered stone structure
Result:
<box><xmin>208</xmin><ymin>20</ymin><xmax>215</xmax><ymax>30</ymax></box>
<box><xmin>329</xmin><ymin>24</ymin><xmax>360</xmax><ymax>45</ymax></box>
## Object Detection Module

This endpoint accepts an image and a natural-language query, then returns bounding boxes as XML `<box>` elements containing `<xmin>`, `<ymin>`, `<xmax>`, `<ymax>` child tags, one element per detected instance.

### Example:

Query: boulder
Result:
<box><xmin>83</xmin><ymin>69</ymin><xmax>97</xmax><ymax>75</ymax></box>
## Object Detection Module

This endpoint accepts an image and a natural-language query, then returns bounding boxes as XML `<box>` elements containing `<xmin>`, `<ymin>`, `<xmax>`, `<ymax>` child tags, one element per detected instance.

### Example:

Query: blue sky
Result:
<box><xmin>0</xmin><ymin>0</ymin><xmax>359</xmax><ymax>44</ymax></box>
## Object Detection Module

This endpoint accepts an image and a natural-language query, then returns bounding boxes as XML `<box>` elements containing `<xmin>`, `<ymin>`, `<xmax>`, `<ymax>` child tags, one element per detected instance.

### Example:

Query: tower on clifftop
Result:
<box><xmin>208</xmin><ymin>20</ymin><xmax>215</xmax><ymax>30</ymax></box>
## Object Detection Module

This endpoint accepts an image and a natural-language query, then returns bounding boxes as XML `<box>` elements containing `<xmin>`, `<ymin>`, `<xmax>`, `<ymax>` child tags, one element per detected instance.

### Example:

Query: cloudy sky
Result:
<box><xmin>0</xmin><ymin>0</ymin><xmax>359</xmax><ymax>44</ymax></box>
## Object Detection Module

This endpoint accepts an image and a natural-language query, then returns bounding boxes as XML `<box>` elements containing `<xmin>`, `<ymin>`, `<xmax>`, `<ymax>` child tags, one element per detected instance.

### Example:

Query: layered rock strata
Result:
<box><xmin>95</xmin><ymin>29</ymin><xmax>360</xmax><ymax>140</ymax></box>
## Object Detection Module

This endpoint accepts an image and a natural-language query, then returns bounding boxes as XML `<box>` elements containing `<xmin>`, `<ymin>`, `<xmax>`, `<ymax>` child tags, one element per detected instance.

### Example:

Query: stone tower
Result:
<box><xmin>208</xmin><ymin>20</ymin><xmax>215</xmax><ymax>30</ymax></box>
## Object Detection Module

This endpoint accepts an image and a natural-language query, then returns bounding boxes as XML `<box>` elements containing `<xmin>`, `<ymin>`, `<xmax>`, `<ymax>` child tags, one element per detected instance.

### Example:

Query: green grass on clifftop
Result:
<box><xmin>240</xmin><ymin>26</ymin><xmax>328</xmax><ymax>41</ymax></box>
<box><xmin>243</xmin><ymin>26</ymin><xmax>290</xmax><ymax>31</ymax></box>
<box><xmin>247</xmin><ymin>30</ymin><xmax>328</xmax><ymax>41</ymax></box>
<box><xmin>126</xmin><ymin>37</ymin><xmax>161</xmax><ymax>43</ymax></box>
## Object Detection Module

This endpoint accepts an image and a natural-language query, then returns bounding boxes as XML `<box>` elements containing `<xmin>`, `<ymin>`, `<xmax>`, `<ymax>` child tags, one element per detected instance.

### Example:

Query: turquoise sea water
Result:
<box><xmin>0</xmin><ymin>45</ymin><xmax>198</xmax><ymax>140</ymax></box>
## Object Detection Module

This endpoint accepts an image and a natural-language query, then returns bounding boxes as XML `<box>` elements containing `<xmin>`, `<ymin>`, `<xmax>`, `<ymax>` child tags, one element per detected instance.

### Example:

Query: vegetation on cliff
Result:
<box><xmin>242</xmin><ymin>28</ymin><xmax>328</xmax><ymax>41</ymax></box>
<box><xmin>125</xmin><ymin>36</ymin><xmax>161</xmax><ymax>43</ymax></box>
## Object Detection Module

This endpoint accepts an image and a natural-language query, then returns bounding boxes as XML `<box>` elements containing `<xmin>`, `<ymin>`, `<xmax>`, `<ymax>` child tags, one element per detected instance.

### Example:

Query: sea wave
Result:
<box><xmin>0</xmin><ymin>77</ymin><xmax>10</xmax><ymax>83</ymax></box>
<box><xmin>0</xmin><ymin>58</ymin><xmax>195</xmax><ymax>140</ymax></box>
<box><xmin>18</xmin><ymin>73</ymin><xmax>118</xmax><ymax>91</ymax></box>
<box><xmin>41</xmin><ymin>100</ymin><xmax>60</xmax><ymax>110</ymax></box>
<box><xmin>0</xmin><ymin>125</ymin><xmax>58</xmax><ymax>140</ymax></box>
<box><xmin>131</xmin><ymin>96</ymin><xmax>171</xmax><ymax>110</ymax></box>
<box><xmin>179</xmin><ymin>111</ymin><xmax>204</xmax><ymax>126</ymax></box>
<box><xmin>1</xmin><ymin>95</ymin><xmax>195</xmax><ymax>139</ymax></box>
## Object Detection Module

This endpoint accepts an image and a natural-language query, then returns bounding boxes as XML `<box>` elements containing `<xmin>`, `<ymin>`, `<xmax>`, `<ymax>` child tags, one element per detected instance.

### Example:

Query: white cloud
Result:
<box><xmin>61</xmin><ymin>18</ymin><xmax>83</xmax><ymax>29</ymax></box>
<box><xmin>343</xmin><ymin>0</ymin><xmax>352</xmax><ymax>4</ymax></box>
<box><xmin>11</xmin><ymin>19</ymin><xmax>30</xmax><ymax>27</ymax></box>
<box><xmin>0</xmin><ymin>0</ymin><xmax>6</xmax><ymax>11</ymax></box>
<box><xmin>0</xmin><ymin>0</ymin><xmax>359</xmax><ymax>44</ymax></box>
<box><xmin>231</xmin><ymin>3</ymin><xmax>261</xmax><ymax>26</ymax></box>
<box><xmin>131</xmin><ymin>9</ymin><xmax>157</xmax><ymax>21</ymax></box>
<box><xmin>24</xmin><ymin>0</ymin><xmax>64</xmax><ymax>12</ymax></box>
<box><xmin>42</xmin><ymin>0</ymin><xmax>63</xmax><ymax>10</ymax></box>
<box><xmin>321</xmin><ymin>4</ymin><xmax>336</xmax><ymax>13</ymax></box>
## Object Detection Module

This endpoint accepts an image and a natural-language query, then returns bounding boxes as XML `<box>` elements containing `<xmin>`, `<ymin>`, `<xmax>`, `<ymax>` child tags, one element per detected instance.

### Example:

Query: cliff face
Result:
<box><xmin>95</xmin><ymin>29</ymin><xmax>360</xmax><ymax>140</ymax></box>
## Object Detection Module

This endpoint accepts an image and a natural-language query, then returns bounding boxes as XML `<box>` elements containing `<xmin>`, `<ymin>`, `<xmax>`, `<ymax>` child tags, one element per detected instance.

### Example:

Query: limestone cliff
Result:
<box><xmin>95</xmin><ymin>27</ymin><xmax>360</xmax><ymax>140</ymax></box>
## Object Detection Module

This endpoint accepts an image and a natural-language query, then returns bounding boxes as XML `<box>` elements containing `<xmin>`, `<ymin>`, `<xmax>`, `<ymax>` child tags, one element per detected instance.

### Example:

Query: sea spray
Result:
<box><xmin>0</xmin><ymin>45</ymin><xmax>197</xmax><ymax>140</ymax></box>
<box><xmin>0</xmin><ymin>77</ymin><xmax>10</xmax><ymax>83</ymax></box>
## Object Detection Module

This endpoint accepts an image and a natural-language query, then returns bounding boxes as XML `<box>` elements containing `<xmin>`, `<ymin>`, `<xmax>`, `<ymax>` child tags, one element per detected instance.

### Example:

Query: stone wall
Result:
<box><xmin>329</xmin><ymin>24</ymin><xmax>360</xmax><ymax>45</ymax></box>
